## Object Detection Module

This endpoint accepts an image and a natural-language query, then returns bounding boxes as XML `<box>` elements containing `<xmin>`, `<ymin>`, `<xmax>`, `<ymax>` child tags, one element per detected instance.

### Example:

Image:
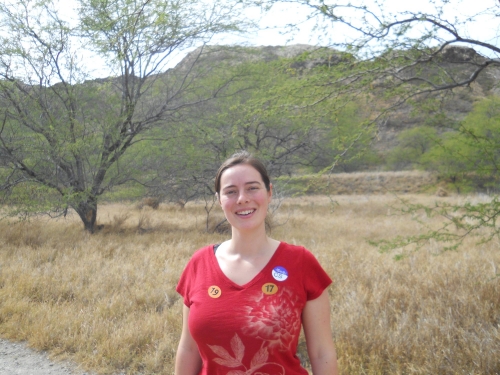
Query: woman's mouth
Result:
<box><xmin>236</xmin><ymin>209</ymin><xmax>256</xmax><ymax>216</ymax></box>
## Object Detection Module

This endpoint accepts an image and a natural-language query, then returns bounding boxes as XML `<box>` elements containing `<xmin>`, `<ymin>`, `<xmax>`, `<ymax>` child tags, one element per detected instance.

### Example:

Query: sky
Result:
<box><xmin>232</xmin><ymin>0</ymin><xmax>500</xmax><ymax>55</ymax></box>
<box><xmin>56</xmin><ymin>0</ymin><xmax>499</xmax><ymax>78</ymax></box>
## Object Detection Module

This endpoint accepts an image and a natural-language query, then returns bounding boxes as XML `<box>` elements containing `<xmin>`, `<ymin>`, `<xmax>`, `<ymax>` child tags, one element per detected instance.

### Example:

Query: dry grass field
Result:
<box><xmin>0</xmin><ymin>194</ymin><xmax>499</xmax><ymax>374</ymax></box>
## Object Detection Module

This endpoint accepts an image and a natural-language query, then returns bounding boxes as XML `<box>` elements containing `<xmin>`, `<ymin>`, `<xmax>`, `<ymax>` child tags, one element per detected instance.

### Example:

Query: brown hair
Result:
<box><xmin>214</xmin><ymin>151</ymin><xmax>271</xmax><ymax>194</ymax></box>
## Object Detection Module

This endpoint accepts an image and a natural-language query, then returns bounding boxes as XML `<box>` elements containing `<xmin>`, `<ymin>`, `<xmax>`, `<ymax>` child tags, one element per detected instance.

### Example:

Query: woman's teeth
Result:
<box><xmin>237</xmin><ymin>210</ymin><xmax>254</xmax><ymax>216</ymax></box>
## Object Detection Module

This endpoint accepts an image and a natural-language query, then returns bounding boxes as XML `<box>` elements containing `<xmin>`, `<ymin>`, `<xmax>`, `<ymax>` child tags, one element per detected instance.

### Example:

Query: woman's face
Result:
<box><xmin>218</xmin><ymin>163</ymin><xmax>272</xmax><ymax>233</ymax></box>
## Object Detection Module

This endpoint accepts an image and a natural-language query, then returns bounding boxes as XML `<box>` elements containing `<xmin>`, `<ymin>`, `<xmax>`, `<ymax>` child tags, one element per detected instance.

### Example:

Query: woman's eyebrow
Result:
<box><xmin>222</xmin><ymin>181</ymin><xmax>261</xmax><ymax>190</ymax></box>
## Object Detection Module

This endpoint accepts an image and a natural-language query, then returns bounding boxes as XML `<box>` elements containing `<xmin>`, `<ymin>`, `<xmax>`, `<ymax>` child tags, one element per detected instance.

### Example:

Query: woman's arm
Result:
<box><xmin>302</xmin><ymin>289</ymin><xmax>338</xmax><ymax>375</ymax></box>
<box><xmin>174</xmin><ymin>304</ymin><xmax>202</xmax><ymax>375</ymax></box>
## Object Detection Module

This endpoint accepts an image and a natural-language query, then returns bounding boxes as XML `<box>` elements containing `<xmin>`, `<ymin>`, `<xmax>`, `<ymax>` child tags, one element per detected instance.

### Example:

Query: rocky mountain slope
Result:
<box><xmin>171</xmin><ymin>44</ymin><xmax>500</xmax><ymax>152</ymax></box>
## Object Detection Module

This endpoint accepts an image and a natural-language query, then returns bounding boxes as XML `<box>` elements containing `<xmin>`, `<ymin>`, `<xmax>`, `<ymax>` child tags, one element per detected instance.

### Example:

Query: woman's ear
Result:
<box><xmin>268</xmin><ymin>183</ymin><xmax>273</xmax><ymax>201</ymax></box>
<box><xmin>215</xmin><ymin>192</ymin><xmax>220</xmax><ymax>204</ymax></box>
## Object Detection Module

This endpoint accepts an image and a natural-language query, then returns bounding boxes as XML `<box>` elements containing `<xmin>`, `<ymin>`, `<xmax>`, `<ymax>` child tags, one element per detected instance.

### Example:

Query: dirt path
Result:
<box><xmin>0</xmin><ymin>339</ymin><xmax>95</xmax><ymax>375</ymax></box>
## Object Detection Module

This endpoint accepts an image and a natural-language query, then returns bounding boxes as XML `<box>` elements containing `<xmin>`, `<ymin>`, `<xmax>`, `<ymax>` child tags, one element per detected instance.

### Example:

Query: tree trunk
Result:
<box><xmin>75</xmin><ymin>199</ymin><xmax>98</xmax><ymax>233</ymax></box>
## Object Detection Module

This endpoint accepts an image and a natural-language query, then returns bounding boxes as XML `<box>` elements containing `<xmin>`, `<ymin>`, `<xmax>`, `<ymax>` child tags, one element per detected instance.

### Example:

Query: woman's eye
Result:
<box><xmin>225</xmin><ymin>190</ymin><xmax>236</xmax><ymax>195</ymax></box>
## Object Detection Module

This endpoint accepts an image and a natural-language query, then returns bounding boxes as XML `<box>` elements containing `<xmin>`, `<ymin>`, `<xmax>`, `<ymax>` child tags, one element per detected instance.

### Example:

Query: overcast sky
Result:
<box><xmin>225</xmin><ymin>0</ymin><xmax>499</xmax><ymax>53</ymax></box>
<box><xmin>56</xmin><ymin>0</ymin><xmax>498</xmax><ymax>78</ymax></box>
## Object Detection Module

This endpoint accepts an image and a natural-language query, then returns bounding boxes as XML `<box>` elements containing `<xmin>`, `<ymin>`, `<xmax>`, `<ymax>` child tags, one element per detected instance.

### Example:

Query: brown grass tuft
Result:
<box><xmin>137</xmin><ymin>197</ymin><xmax>161</xmax><ymax>210</ymax></box>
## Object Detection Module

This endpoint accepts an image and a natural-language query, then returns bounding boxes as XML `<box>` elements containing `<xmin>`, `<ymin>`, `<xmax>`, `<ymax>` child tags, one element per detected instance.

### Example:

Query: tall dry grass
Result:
<box><xmin>0</xmin><ymin>195</ymin><xmax>499</xmax><ymax>374</ymax></box>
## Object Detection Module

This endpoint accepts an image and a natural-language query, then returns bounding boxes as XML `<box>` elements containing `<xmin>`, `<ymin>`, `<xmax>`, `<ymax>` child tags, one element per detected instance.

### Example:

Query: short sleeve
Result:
<box><xmin>176</xmin><ymin>261</ymin><xmax>194</xmax><ymax>307</ymax></box>
<box><xmin>176</xmin><ymin>245</ymin><xmax>212</xmax><ymax>307</ymax></box>
<box><xmin>302</xmin><ymin>248</ymin><xmax>332</xmax><ymax>301</ymax></box>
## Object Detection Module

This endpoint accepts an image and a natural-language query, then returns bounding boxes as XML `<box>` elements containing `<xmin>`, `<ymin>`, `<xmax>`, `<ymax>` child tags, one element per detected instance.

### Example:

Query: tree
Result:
<box><xmin>385</xmin><ymin>96</ymin><xmax>500</xmax><ymax>196</ymax></box>
<box><xmin>259</xmin><ymin>0</ymin><xmax>500</xmax><ymax>252</ymax></box>
<box><xmin>310</xmin><ymin>101</ymin><xmax>380</xmax><ymax>173</ymax></box>
<box><xmin>121</xmin><ymin>46</ymin><xmax>381</xmax><ymax>234</ymax></box>
<box><xmin>140</xmin><ymin>50</ymin><xmax>334</xmax><ymax>216</ymax></box>
<box><xmin>385</xmin><ymin>126</ymin><xmax>439</xmax><ymax>170</ymax></box>
<box><xmin>0</xmin><ymin>0</ymin><xmax>249</xmax><ymax>232</ymax></box>
<box><xmin>418</xmin><ymin>97</ymin><xmax>500</xmax><ymax>191</ymax></box>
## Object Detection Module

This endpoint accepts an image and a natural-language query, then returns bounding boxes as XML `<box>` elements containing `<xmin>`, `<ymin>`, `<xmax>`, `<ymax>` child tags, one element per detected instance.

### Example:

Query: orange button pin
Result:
<box><xmin>262</xmin><ymin>283</ymin><xmax>278</xmax><ymax>295</ymax></box>
<box><xmin>208</xmin><ymin>286</ymin><xmax>222</xmax><ymax>298</ymax></box>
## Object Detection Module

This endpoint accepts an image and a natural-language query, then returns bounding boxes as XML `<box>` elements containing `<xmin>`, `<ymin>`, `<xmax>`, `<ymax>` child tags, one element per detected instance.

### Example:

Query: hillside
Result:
<box><xmin>169</xmin><ymin>44</ymin><xmax>499</xmax><ymax>154</ymax></box>
<box><xmin>80</xmin><ymin>44</ymin><xmax>498</xmax><ymax>159</ymax></box>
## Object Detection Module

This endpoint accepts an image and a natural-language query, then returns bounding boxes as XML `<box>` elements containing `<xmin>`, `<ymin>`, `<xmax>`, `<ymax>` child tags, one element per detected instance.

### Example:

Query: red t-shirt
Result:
<box><xmin>176</xmin><ymin>241</ymin><xmax>332</xmax><ymax>375</ymax></box>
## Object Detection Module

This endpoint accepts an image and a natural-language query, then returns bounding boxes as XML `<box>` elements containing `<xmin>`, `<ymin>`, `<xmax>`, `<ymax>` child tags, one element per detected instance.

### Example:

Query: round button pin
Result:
<box><xmin>272</xmin><ymin>266</ymin><xmax>288</xmax><ymax>281</ymax></box>
<box><xmin>208</xmin><ymin>286</ymin><xmax>222</xmax><ymax>298</ymax></box>
<box><xmin>262</xmin><ymin>283</ymin><xmax>278</xmax><ymax>295</ymax></box>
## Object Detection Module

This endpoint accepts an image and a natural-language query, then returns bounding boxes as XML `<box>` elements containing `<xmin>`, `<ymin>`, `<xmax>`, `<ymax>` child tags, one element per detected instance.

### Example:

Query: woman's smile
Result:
<box><xmin>236</xmin><ymin>209</ymin><xmax>256</xmax><ymax>216</ymax></box>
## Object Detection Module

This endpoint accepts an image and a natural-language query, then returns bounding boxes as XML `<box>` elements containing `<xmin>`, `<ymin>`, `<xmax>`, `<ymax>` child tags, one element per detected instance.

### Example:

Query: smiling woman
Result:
<box><xmin>174</xmin><ymin>151</ymin><xmax>338</xmax><ymax>375</ymax></box>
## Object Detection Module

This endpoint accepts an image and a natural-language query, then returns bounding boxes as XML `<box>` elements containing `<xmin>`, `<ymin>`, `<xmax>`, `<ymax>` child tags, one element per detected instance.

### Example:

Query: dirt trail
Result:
<box><xmin>0</xmin><ymin>339</ymin><xmax>95</xmax><ymax>375</ymax></box>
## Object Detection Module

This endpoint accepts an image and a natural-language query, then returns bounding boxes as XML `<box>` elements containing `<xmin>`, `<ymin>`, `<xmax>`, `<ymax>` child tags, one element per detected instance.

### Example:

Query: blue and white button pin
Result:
<box><xmin>272</xmin><ymin>266</ymin><xmax>288</xmax><ymax>281</ymax></box>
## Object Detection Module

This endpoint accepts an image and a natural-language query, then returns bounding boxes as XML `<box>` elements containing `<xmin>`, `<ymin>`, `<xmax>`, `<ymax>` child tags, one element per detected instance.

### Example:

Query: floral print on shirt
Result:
<box><xmin>208</xmin><ymin>333</ymin><xmax>285</xmax><ymax>375</ymax></box>
<box><xmin>207</xmin><ymin>287</ymin><xmax>302</xmax><ymax>374</ymax></box>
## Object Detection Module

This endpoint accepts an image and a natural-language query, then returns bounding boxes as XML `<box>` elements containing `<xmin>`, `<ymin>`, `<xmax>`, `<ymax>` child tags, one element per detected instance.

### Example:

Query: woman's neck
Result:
<box><xmin>226</xmin><ymin>227</ymin><xmax>275</xmax><ymax>257</ymax></box>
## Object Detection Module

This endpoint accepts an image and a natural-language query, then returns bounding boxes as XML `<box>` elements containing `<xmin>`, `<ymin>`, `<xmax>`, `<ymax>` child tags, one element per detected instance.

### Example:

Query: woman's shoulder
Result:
<box><xmin>191</xmin><ymin>244</ymin><xmax>214</xmax><ymax>257</ymax></box>
<box><xmin>183</xmin><ymin>244</ymin><xmax>215</xmax><ymax>265</ymax></box>
<box><xmin>278</xmin><ymin>241</ymin><xmax>321</xmax><ymax>263</ymax></box>
<box><xmin>278</xmin><ymin>241</ymin><xmax>308</xmax><ymax>253</ymax></box>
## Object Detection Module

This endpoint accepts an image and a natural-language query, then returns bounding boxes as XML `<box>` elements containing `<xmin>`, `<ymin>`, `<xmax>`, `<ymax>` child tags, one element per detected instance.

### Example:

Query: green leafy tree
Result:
<box><xmin>386</xmin><ymin>126</ymin><xmax>439</xmax><ymax>170</ymax></box>
<box><xmin>141</xmin><ymin>54</ymin><xmax>324</xmax><ymax>206</ymax></box>
<box><xmin>420</xmin><ymin>132</ymin><xmax>473</xmax><ymax>190</ymax></box>
<box><xmin>0</xmin><ymin>0</ymin><xmax>248</xmax><ymax>232</ymax></box>
<box><xmin>459</xmin><ymin>97</ymin><xmax>500</xmax><ymax>183</ymax></box>
<box><xmin>310</xmin><ymin>101</ymin><xmax>380</xmax><ymax>173</ymax></box>
<box><xmin>421</xmin><ymin>97</ymin><xmax>500</xmax><ymax>190</ymax></box>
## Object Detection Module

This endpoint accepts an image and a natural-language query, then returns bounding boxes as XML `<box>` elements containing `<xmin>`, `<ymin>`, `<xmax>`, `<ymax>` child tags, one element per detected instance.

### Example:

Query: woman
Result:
<box><xmin>175</xmin><ymin>151</ymin><xmax>338</xmax><ymax>375</ymax></box>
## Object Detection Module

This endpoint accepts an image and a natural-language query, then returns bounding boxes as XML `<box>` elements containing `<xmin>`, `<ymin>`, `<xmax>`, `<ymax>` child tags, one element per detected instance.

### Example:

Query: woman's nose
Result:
<box><xmin>237</xmin><ymin>191</ymin><xmax>249</xmax><ymax>203</ymax></box>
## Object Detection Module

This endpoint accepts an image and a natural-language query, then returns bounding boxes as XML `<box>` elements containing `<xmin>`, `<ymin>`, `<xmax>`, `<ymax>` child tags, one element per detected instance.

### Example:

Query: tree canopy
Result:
<box><xmin>0</xmin><ymin>0</ymin><xmax>251</xmax><ymax>232</ymax></box>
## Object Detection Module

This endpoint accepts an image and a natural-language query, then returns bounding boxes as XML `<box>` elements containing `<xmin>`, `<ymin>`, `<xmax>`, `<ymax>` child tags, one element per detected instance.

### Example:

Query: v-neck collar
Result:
<box><xmin>210</xmin><ymin>242</ymin><xmax>283</xmax><ymax>289</ymax></box>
